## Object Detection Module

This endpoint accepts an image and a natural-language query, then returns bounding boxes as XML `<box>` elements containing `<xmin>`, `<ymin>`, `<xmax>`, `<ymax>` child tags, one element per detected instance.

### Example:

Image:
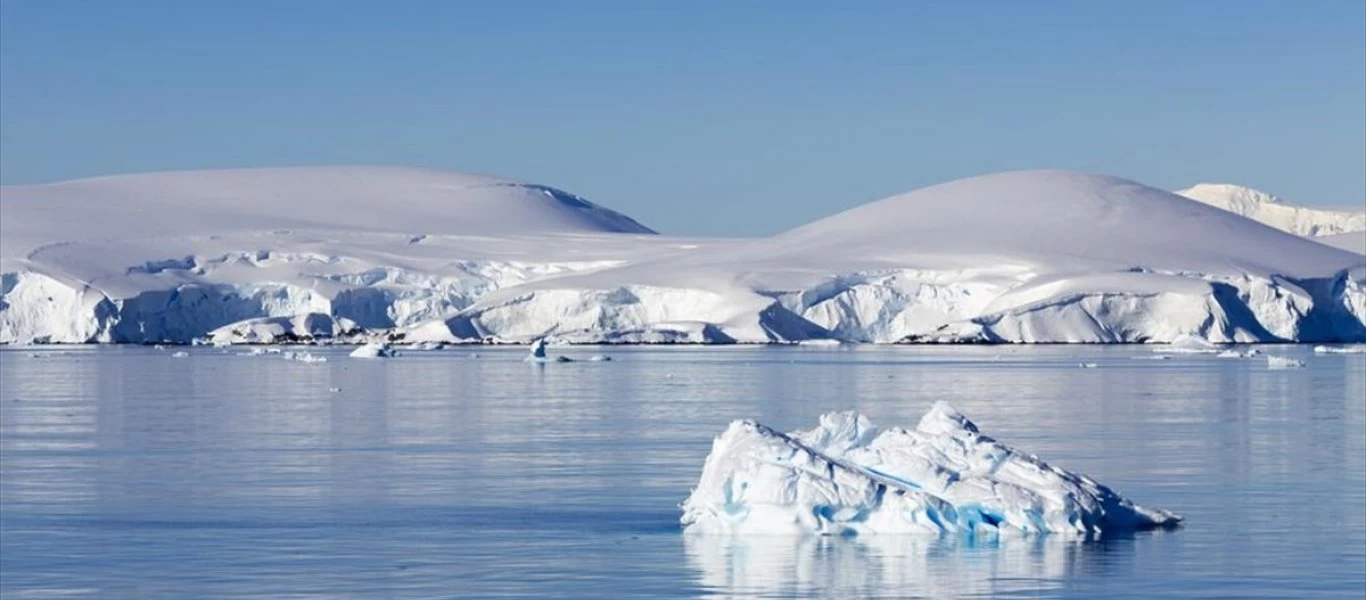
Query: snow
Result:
<box><xmin>1175</xmin><ymin>184</ymin><xmax>1366</xmax><ymax>237</ymax></box>
<box><xmin>3</xmin><ymin>167</ymin><xmax>1364</xmax><ymax>345</ymax></box>
<box><xmin>1266</xmin><ymin>356</ymin><xmax>1306</xmax><ymax>369</ymax></box>
<box><xmin>681</xmin><ymin>403</ymin><xmax>1181</xmax><ymax>536</ymax></box>
<box><xmin>349</xmin><ymin>342</ymin><xmax>394</xmax><ymax>359</ymax></box>
<box><xmin>1317</xmin><ymin>232</ymin><xmax>1366</xmax><ymax>255</ymax></box>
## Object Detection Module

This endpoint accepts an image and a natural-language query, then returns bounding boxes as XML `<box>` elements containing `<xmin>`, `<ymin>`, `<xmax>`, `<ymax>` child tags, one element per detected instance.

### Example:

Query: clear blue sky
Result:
<box><xmin>2</xmin><ymin>1</ymin><xmax>1363</xmax><ymax>235</ymax></box>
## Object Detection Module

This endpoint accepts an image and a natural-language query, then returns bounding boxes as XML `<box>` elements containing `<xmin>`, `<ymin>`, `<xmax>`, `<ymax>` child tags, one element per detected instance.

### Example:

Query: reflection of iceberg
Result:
<box><xmin>682</xmin><ymin>403</ymin><xmax>1181</xmax><ymax>536</ymax></box>
<box><xmin>684</xmin><ymin>532</ymin><xmax>1101</xmax><ymax>599</ymax></box>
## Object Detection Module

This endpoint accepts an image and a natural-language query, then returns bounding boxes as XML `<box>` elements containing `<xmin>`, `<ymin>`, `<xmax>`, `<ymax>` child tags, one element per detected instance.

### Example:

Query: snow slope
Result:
<box><xmin>1317</xmin><ymin>232</ymin><xmax>1366</xmax><ymax>255</ymax></box>
<box><xmin>1175</xmin><ymin>183</ymin><xmax>1365</xmax><ymax>237</ymax></box>
<box><xmin>3</xmin><ymin>167</ymin><xmax>1364</xmax><ymax>344</ymax></box>
<box><xmin>433</xmin><ymin>170</ymin><xmax>1366</xmax><ymax>344</ymax></box>
<box><xmin>681</xmin><ymin>403</ymin><xmax>1181</xmax><ymax>536</ymax></box>
<box><xmin>0</xmin><ymin>166</ymin><xmax>681</xmax><ymax>343</ymax></box>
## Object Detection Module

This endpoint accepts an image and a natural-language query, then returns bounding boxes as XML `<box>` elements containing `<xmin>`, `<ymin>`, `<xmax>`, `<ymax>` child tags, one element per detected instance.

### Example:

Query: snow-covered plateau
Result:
<box><xmin>2</xmin><ymin>166</ymin><xmax>1363</xmax><ymax>344</ymax></box>
<box><xmin>680</xmin><ymin>403</ymin><xmax>1182</xmax><ymax>536</ymax></box>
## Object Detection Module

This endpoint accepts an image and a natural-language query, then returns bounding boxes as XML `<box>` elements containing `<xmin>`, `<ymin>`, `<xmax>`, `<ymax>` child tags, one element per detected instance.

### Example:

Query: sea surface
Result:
<box><xmin>2</xmin><ymin>345</ymin><xmax>1363</xmax><ymax>599</ymax></box>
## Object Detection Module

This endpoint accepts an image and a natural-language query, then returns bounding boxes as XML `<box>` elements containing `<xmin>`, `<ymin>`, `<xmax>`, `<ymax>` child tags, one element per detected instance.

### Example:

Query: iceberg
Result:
<box><xmin>1266</xmin><ymin>355</ymin><xmax>1306</xmax><ymax>369</ymax></box>
<box><xmin>524</xmin><ymin>338</ymin><xmax>574</xmax><ymax>362</ymax></box>
<box><xmin>681</xmin><ymin>403</ymin><xmax>1181</xmax><ymax>536</ymax></box>
<box><xmin>281</xmin><ymin>350</ymin><xmax>327</xmax><ymax>363</ymax></box>
<box><xmin>1314</xmin><ymin>344</ymin><xmax>1366</xmax><ymax>354</ymax></box>
<box><xmin>349</xmin><ymin>342</ymin><xmax>395</xmax><ymax>359</ymax></box>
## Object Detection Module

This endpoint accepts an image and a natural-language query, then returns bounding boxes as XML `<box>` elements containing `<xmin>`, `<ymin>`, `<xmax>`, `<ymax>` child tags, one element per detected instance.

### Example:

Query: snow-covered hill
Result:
<box><xmin>2</xmin><ymin>167</ymin><xmax>1363</xmax><ymax>344</ymax></box>
<box><xmin>433</xmin><ymin>170</ymin><xmax>1365</xmax><ymax>344</ymax></box>
<box><xmin>1316</xmin><ymin>231</ymin><xmax>1366</xmax><ymax>255</ymax></box>
<box><xmin>1175</xmin><ymin>183</ymin><xmax>1365</xmax><ymax>237</ymax></box>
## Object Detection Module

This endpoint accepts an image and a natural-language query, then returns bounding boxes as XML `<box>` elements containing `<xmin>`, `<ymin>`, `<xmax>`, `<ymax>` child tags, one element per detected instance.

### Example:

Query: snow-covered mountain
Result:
<box><xmin>2</xmin><ymin>167</ymin><xmax>1363</xmax><ymax>344</ymax></box>
<box><xmin>1174</xmin><ymin>183</ymin><xmax>1365</xmax><ymax>237</ymax></box>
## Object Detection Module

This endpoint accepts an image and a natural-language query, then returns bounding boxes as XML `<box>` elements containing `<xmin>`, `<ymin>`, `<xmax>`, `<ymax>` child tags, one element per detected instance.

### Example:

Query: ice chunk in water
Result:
<box><xmin>681</xmin><ymin>403</ymin><xmax>1182</xmax><ymax>536</ymax></box>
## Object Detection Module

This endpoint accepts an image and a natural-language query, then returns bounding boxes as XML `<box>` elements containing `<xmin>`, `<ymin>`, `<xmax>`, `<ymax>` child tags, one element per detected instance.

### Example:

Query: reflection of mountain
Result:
<box><xmin>684</xmin><ymin>532</ymin><xmax>1157</xmax><ymax>599</ymax></box>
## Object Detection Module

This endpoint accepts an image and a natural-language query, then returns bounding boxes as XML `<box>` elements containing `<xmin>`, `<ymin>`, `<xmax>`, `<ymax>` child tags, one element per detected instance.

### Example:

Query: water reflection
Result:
<box><xmin>0</xmin><ymin>345</ymin><xmax>1361</xmax><ymax>598</ymax></box>
<box><xmin>684</xmin><ymin>532</ymin><xmax>1168</xmax><ymax>599</ymax></box>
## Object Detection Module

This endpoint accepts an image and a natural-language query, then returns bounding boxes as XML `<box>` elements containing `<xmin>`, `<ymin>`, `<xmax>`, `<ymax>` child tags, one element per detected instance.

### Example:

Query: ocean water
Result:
<box><xmin>1</xmin><ymin>345</ymin><xmax>1363</xmax><ymax>599</ymax></box>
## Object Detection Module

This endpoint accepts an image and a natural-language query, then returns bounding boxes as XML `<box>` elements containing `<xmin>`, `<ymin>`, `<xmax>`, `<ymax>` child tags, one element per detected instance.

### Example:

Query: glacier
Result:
<box><xmin>2</xmin><ymin>167</ymin><xmax>1364</xmax><ymax>345</ymax></box>
<box><xmin>1174</xmin><ymin>183</ymin><xmax>1365</xmax><ymax>237</ymax></box>
<box><xmin>680</xmin><ymin>403</ymin><xmax>1182</xmax><ymax>536</ymax></box>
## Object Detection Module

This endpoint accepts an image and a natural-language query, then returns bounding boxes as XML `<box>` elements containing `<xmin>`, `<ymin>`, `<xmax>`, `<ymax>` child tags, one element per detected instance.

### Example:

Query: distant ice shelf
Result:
<box><xmin>681</xmin><ymin>403</ymin><xmax>1182</xmax><ymax>536</ymax></box>
<box><xmin>3</xmin><ymin>167</ymin><xmax>1364</xmax><ymax>345</ymax></box>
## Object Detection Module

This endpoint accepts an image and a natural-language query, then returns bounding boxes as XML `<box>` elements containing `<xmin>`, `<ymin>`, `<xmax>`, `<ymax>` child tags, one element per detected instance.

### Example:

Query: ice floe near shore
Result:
<box><xmin>1314</xmin><ymin>344</ymin><xmax>1366</xmax><ymax>354</ymax></box>
<box><xmin>681</xmin><ymin>403</ymin><xmax>1181</xmax><ymax>536</ymax></box>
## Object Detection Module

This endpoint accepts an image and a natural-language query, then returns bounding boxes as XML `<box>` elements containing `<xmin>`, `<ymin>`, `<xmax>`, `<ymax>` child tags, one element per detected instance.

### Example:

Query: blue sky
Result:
<box><xmin>2</xmin><ymin>1</ymin><xmax>1363</xmax><ymax>235</ymax></box>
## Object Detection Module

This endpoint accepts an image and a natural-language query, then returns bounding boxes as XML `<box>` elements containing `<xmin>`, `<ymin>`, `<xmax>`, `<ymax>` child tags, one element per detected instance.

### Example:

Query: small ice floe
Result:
<box><xmin>171</xmin><ymin>351</ymin><xmax>189</xmax><ymax>358</ymax></box>
<box><xmin>1218</xmin><ymin>348</ymin><xmax>1262</xmax><ymax>358</ymax></box>
<box><xmin>797</xmin><ymin>339</ymin><xmax>842</xmax><ymax>347</ymax></box>
<box><xmin>681</xmin><ymin>403</ymin><xmax>1182</xmax><ymax>536</ymax></box>
<box><xmin>328</xmin><ymin>387</ymin><xmax>342</xmax><ymax>393</ymax></box>
<box><xmin>1132</xmin><ymin>355</ymin><xmax>1171</xmax><ymax>360</ymax></box>
<box><xmin>1152</xmin><ymin>334</ymin><xmax>1220</xmax><ymax>354</ymax></box>
<box><xmin>407</xmin><ymin>341</ymin><xmax>445</xmax><ymax>351</ymax></box>
<box><xmin>1078</xmin><ymin>362</ymin><xmax>1099</xmax><ymax>368</ymax></box>
<box><xmin>350</xmin><ymin>342</ymin><xmax>396</xmax><ymax>359</ymax></box>
<box><xmin>153</xmin><ymin>344</ymin><xmax>166</xmax><ymax>351</ymax></box>
<box><xmin>1314</xmin><ymin>345</ymin><xmax>1366</xmax><ymax>354</ymax></box>
<box><xmin>1266</xmin><ymin>356</ymin><xmax>1306</xmax><ymax>369</ymax></box>
<box><xmin>283</xmin><ymin>351</ymin><xmax>327</xmax><ymax>363</ymax></box>
<box><xmin>588</xmin><ymin>354</ymin><xmax>612</xmax><ymax>362</ymax></box>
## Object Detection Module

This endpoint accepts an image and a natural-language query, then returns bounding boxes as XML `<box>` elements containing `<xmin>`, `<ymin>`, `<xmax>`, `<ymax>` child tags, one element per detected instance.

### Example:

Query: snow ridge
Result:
<box><xmin>1176</xmin><ymin>183</ymin><xmax>1365</xmax><ymax>237</ymax></box>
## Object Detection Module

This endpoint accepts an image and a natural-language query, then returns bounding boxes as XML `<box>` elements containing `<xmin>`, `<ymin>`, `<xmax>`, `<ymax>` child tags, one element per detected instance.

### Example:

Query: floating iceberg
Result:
<box><xmin>1266</xmin><ymin>355</ymin><xmax>1306</xmax><ymax>369</ymax></box>
<box><xmin>1314</xmin><ymin>345</ymin><xmax>1366</xmax><ymax>354</ymax></box>
<box><xmin>681</xmin><ymin>403</ymin><xmax>1181</xmax><ymax>537</ymax></box>
<box><xmin>524</xmin><ymin>338</ymin><xmax>574</xmax><ymax>362</ymax></box>
<box><xmin>282</xmin><ymin>350</ymin><xmax>327</xmax><ymax>363</ymax></box>
<box><xmin>349</xmin><ymin>342</ymin><xmax>395</xmax><ymax>359</ymax></box>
